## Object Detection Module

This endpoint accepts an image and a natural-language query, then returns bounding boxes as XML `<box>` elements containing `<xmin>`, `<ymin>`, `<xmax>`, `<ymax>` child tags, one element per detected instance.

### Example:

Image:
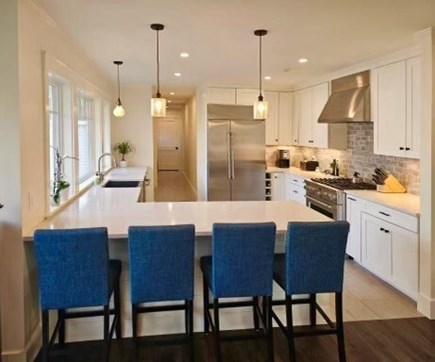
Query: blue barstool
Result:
<box><xmin>34</xmin><ymin>227</ymin><xmax>122</xmax><ymax>362</ymax></box>
<box><xmin>128</xmin><ymin>224</ymin><xmax>195</xmax><ymax>359</ymax></box>
<box><xmin>272</xmin><ymin>221</ymin><xmax>350</xmax><ymax>362</ymax></box>
<box><xmin>200</xmin><ymin>222</ymin><xmax>276</xmax><ymax>362</ymax></box>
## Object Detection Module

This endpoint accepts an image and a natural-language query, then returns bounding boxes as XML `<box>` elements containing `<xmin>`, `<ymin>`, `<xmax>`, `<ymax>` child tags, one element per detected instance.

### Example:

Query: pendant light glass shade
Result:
<box><xmin>254</xmin><ymin>98</ymin><xmax>269</xmax><ymax>119</ymax></box>
<box><xmin>254</xmin><ymin>29</ymin><xmax>268</xmax><ymax>119</ymax></box>
<box><xmin>113</xmin><ymin>61</ymin><xmax>126</xmax><ymax>118</ymax></box>
<box><xmin>151</xmin><ymin>97</ymin><xmax>167</xmax><ymax>118</ymax></box>
<box><xmin>151</xmin><ymin>24</ymin><xmax>166</xmax><ymax>118</ymax></box>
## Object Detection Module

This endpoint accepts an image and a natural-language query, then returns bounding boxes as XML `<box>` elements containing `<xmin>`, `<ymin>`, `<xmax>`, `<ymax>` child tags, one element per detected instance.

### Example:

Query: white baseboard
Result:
<box><xmin>417</xmin><ymin>293</ymin><xmax>435</xmax><ymax>319</ymax></box>
<box><xmin>182</xmin><ymin>171</ymin><xmax>197</xmax><ymax>198</ymax></box>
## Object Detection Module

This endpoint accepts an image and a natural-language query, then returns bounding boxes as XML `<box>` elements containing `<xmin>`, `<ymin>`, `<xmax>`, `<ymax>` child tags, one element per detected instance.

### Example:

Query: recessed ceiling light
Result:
<box><xmin>180</xmin><ymin>52</ymin><xmax>189</xmax><ymax>58</ymax></box>
<box><xmin>168</xmin><ymin>100</ymin><xmax>172</xmax><ymax>103</ymax></box>
<box><xmin>170</xmin><ymin>92</ymin><xmax>175</xmax><ymax>95</ymax></box>
<box><xmin>174</xmin><ymin>72</ymin><xmax>181</xmax><ymax>77</ymax></box>
<box><xmin>298</xmin><ymin>58</ymin><xmax>308</xmax><ymax>64</ymax></box>
<box><xmin>264</xmin><ymin>76</ymin><xmax>271</xmax><ymax>80</ymax></box>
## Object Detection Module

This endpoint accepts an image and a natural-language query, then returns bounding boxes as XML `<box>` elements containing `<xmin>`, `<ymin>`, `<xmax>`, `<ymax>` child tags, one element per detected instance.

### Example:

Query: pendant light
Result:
<box><xmin>113</xmin><ymin>61</ymin><xmax>126</xmax><ymax>117</ymax></box>
<box><xmin>151</xmin><ymin>23</ymin><xmax>166</xmax><ymax>118</ymax></box>
<box><xmin>254</xmin><ymin>29</ymin><xmax>268</xmax><ymax>119</ymax></box>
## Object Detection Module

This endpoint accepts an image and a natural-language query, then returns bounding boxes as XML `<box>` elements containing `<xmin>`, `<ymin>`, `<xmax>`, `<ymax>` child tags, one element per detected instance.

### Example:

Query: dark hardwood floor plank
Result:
<box><xmin>34</xmin><ymin>318</ymin><xmax>435</xmax><ymax>362</ymax></box>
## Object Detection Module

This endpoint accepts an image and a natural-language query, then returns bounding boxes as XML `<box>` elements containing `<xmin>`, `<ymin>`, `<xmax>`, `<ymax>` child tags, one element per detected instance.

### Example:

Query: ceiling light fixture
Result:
<box><xmin>151</xmin><ymin>23</ymin><xmax>166</xmax><ymax>118</ymax></box>
<box><xmin>299</xmin><ymin>58</ymin><xmax>308</xmax><ymax>64</ymax></box>
<box><xmin>174</xmin><ymin>72</ymin><xmax>181</xmax><ymax>77</ymax></box>
<box><xmin>113</xmin><ymin>61</ymin><xmax>126</xmax><ymax>117</ymax></box>
<box><xmin>264</xmin><ymin>76</ymin><xmax>271</xmax><ymax>80</ymax></box>
<box><xmin>168</xmin><ymin>100</ymin><xmax>172</xmax><ymax>103</ymax></box>
<box><xmin>180</xmin><ymin>52</ymin><xmax>189</xmax><ymax>58</ymax></box>
<box><xmin>170</xmin><ymin>92</ymin><xmax>175</xmax><ymax>95</ymax></box>
<box><xmin>254</xmin><ymin>29</ymin><xmax>268</xmax><ymax>119</ymax></box>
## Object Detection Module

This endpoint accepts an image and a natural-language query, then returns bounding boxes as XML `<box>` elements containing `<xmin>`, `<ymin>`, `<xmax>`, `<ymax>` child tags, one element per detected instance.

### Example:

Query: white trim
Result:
<box><xmin>417</xmin><ymin>293</ymin><xmax>435</xmax><ymax>319</ymax></box>
<box><xmin>182</xmin><ymin>171</ymin><xmax>198</xmax><ymax>197</ymax></box>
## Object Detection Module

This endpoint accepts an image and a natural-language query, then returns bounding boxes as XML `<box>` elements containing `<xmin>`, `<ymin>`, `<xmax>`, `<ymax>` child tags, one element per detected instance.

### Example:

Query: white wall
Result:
<box><xmin>417</xmin><ymin>27</ymin><xmax>435</xmax><ymax>318</ymax></box>
<box><xmin>111</xmin><ymin>86</ymin><xmax>155</xmax><ymax>201</ymax></box>
<box><xmin>195</xmin><ymin>87</ymin><xmax>208</xmax><ymax>200</ymax></box>
<box><xmin>0</xmin><ymin>0</ymin><xmax>115</xmax><ymax>360</ymax></box>
<box><xmin>0</xmin><ymin>1</ymin><xmax>26</xmax><ymax>361</ymax></box>
<box><xmin>19</xmin><ymin>0</ymin><xmax>113</xmax><ymax>232</ymax></box>
<box><xmin>184</xmin><ymin>96</ymin><xmax>197</xmax><ymax>193</ymax></box>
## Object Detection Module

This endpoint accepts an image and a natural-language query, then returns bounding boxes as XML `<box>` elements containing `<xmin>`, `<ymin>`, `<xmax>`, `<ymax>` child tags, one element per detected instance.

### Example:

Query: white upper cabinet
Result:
<box><xmin>311</xmin><ymin>83</ymin><xmax>329</xmax><ymax>148</ymax></box>
<box><xmin>293</xmin><ymin>82</ymin><xmax>347</xmax><ymax>149</ymax></box>
<box><xmin>278</xmin><ymin>92</ymin><xmax>292</xmax><ymax>145</ymax></box>
<box><xmin>207</xmin><ymin>88</ymin><xmax>236</xmax><ymax>105</ymax></box>
<box><xmin>264</xmin><ymin>91</ymin><xmax>279</xmax><ymax>145</ymax></box>
<box><xmin>236</xmin><ymin>89</ymin><xmax>259</xmax><ymax>105</ymax></box>
<box><xmin>298</xmin><ymin>87</ymin><xmax>313</xmax><ymax>147</ymax></box>
<box><xmin>373</xmin><ymin>56</ymin><xmax>421</xmax><ymax>159</ymax></box>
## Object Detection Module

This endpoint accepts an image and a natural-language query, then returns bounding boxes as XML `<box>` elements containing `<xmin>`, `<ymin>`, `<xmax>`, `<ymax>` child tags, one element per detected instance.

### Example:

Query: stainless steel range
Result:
<box><xmin>305</xmin><ymin>178</ymin><xmax>376</xmax><ymax>220</ymax></box>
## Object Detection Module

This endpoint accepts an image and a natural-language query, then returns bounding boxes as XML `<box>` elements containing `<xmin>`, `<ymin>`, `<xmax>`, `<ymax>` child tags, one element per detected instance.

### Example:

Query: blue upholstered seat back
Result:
<box><xmin>285</xmin><ymin>221</ymin><xmax>350</xmax><ymax>295</ymax></box>
<box><xmin>212</xmin><ymin>222</ymin><xmax>276</xmax><ymax>298</ymax></box>
<box><xmin>34</xmin><ymin>227</ymin><xmax>110</xmax><ymax>310</ymax></box>
<box><xmin>128</xmin><ymin>224</ymin><xmax>195</xmax><ymax>303</ymax></box>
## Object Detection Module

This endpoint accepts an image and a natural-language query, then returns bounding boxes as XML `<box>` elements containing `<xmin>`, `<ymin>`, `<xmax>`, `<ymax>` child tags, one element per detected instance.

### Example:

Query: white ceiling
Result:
<box><xmin>39</xmin><ymin>0</ymin><xmax>435</xmax><ymax>103</ymax></box>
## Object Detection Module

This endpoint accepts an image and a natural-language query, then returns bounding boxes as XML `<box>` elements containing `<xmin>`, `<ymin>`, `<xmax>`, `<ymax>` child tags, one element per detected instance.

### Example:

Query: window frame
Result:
<box><xmin>77</xmin><ymin>94</ymin><xmax>96</xmax><ymax>183</ymax></box>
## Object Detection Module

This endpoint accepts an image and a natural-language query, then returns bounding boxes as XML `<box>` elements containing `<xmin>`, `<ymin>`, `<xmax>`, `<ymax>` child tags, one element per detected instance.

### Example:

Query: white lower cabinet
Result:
<box><xmin>286</xmin><ymin>174</ymin><xmax>306</xmax><ymax>205</ymax></box>
<box><xmin>361</xmin><ymin>211</ymin><xmax>418</xmax><ymax>299</ymax></box>
<box><xmin>271</xmin><ymin>173</ymin><xmax>285</xmax><ymax>201</ymax></box>
<box><xmin>345</xmin><ymin>195</ymin><xmax>365</xmax><ymax>262</ymax></box>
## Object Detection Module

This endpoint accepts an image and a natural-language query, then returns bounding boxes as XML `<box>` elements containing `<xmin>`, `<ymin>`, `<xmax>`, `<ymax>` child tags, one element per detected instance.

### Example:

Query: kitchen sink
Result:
<box><xmin>102</xmin><ymin>180</ymin><xmax>141</xmax><ymax>188</ymax></box>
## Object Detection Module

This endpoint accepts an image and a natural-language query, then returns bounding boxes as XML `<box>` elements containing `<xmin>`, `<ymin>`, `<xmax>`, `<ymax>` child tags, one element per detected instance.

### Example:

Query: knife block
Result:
<box><xmin>376</xmin><ymin>175</ymin><xmax>406</xmax><ymax>193</ymax></box>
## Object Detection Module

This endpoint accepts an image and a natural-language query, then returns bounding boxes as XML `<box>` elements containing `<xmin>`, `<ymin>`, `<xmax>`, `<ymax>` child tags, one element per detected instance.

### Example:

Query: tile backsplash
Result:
<box><xmin>266</xmin><ymin>123</ymin><xmax>420</xmax><ymax>195</ymax></box>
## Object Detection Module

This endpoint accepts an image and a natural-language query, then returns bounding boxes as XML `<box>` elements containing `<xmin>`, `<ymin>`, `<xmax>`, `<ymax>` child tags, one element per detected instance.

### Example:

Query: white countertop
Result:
<box><xmin>345</xmin><ymin>190</ymin><xmax>420</xmax><ymax>217</ymax></box>
<box><xmin>267</xmin><ymin>166</ymin><xmax>336</xmax><ymax>180</ymax></box>
<box><xmin>24</xmin><ymin>167</ymin><xmax>330</xmax><ymax>240</ymax></box>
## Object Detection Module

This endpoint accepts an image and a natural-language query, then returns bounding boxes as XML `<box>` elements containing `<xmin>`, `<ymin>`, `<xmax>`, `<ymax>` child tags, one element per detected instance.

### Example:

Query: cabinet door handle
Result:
<box><xmin>380</xmin><ymin>227</ymin><xmax>385</xmax><ymax>231</ymax></box>
<box><xmin>308</xmin><ymin>140</ymin><xmax>314</xmax><ymax>143</ymax></box>
<box><xmin>384</xmin><ymin>229</ymin><xmax>390</xmax><ymax>234</ymax></box>
<box><xmin>405</xmin><ymin>147</ymin><xmax>410</xmax><ymax>151</ymax></box>
<box><xmin>348</xmin><ymin>197</ymin><xmax>356</xmax><ymax>201</ymax></box>
<box><xmin>399</xmin><ymin>147</ymin><xmax>404</xmax><ymax>150</ymax></box>
<box><xmin>293</xmin><ymin>190</ymin><xmax>298</xmax><ymax>194</ymax></box>
<box><xmin>379</xmin><ymin>211</ymin><xmax>390</xmax><ymax>217</ymax></box>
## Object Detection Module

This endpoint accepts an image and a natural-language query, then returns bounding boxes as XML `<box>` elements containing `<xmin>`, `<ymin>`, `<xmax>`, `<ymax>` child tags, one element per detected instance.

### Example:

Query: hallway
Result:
<box><xmin>155</xmin><ymin>171</ymin><xmax>197</xmax><ymax>202</ymax></box>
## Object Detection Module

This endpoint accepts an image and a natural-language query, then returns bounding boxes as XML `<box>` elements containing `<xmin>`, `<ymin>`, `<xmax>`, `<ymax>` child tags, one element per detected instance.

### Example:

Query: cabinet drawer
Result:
<box><xmin>288</xmin><ymin>175</ymin><xmax>305</xmax><ymax>188</ymax></box>
<box><xmin>365</xmin><ymin>201</ymin><xmax>418</xmax><ymax>233</ymax></box>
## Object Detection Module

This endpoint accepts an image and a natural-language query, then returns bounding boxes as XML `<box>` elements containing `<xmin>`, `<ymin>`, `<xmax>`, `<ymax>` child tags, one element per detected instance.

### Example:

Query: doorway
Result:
<box><xmin>157</xmin><ymin>116</ymin><xmax>182</xmax><ymax>171</ymax></box>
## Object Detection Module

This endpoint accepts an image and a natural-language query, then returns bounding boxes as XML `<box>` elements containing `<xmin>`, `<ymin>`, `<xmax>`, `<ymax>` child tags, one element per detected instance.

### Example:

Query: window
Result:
<box><xmin>48</xmin><ymin>81</ymin><xmax>63</xmax><ymax>184</ymax></box>
<box><xmin>77</xmin><ymin>96</ymin><xmax>95</xmax><ymax>182</ymax></box>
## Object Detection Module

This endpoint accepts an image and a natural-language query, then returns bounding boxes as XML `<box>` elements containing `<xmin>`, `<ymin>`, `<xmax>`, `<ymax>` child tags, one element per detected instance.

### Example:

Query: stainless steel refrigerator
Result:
<box><xmin>207</xmin><ymin>104</ymin><xmax>265</xmax><ymax>201</ymax></box>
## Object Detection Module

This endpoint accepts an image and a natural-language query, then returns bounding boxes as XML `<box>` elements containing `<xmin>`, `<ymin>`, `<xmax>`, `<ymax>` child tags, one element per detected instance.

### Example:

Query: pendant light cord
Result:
<box><xmin>156</xmin><ymin>29</ymin><xmax>161</xmax><ymax>98</ymax></box>
<box><xmin>259</xmin><ymin>34</ymin><xmax>262</xmax><ymax>98</ymax></box>
<box><xmin>117</xmin><ymin>64</ymin><xmax>121</xmax><ymax>100</ymax></box>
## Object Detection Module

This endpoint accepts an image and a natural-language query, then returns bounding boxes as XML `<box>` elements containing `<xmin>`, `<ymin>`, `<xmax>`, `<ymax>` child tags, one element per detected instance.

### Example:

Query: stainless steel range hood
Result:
<box><xmin>318</xmin><ymin>70</ymin><xmax>371</xmax><ymax>123</ymax></box>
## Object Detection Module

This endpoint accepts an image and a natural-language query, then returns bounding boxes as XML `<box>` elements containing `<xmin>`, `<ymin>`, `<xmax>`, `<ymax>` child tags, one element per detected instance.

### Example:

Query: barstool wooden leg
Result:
<box><xmin>203</xmin><ymin>275</ymin><xmax>210</xmax><ymax>334</ymax></box>
<box><xmin>309</xmin><ymin>294</ymin><xmax>317</xmax><ymax>327</ymax></box>
<box><xmin>185</xmin><ymin>300</ymin><xmax>189</xmax><ymax>334</ymax></box>
<box><xmin>213</xmin><ymin>298</ymin><xmax>222</xmax><ymax>362</ymax></box>
<box><xmin>131</xmin><ymin>304</ymin><xmax>138</xmax><ymax>339</ymax></box>
<box><xmin>253</xmin><ymin>296</ymin><xmax>260</xmax><ymax>331</ymax></box>
<box><xmin>265</xmin><ymin>296</ymin><xmax>274</xmax><ymax>362</ymax></box>
<box><xmin>285</xmin><ymin>296</ymin><xmax>296</xmax><ymax>362</ymax></box>
<box><xmin>58</xmin><ymin>309</ymin><xmax>66</xmax><ymax>344</ymax></box>
<box><xmin>335</xmin><ymin>292</ymin><xmax>346</xmax><ymax>362</ymax></box>
<box><xmin>114</xmin><ymin>283</ymin><xmax>122</xmax><ymax>339</ymax></box>
<box><xmin>42</xmin><ymin>310</ymin><xmax>49</xmax><ymax>362</ymax></box>
<box><xmin>103</xmin><ymin>305</ymin><xmax>110</xmax><ymax>362</ymax></box>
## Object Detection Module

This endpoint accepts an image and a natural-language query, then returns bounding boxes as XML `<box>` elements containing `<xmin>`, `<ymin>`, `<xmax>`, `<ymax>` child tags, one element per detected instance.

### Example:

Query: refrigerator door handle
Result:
<box><xmin>231</xmin><ymin>149</ymin><xmax>235</xmax><ymax>179</ymax></box>
<box><xmin>227</xmin><ymin>132</ymin><xmax>232</xmax><ymax>179</ymax></box>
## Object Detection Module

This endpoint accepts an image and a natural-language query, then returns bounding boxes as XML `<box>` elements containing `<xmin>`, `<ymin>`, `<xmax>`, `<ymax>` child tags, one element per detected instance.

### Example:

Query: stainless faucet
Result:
<box><xmin>97</xmin><ymin>153</ymin><xmax>117</xmax><ymax>181</ymax></box>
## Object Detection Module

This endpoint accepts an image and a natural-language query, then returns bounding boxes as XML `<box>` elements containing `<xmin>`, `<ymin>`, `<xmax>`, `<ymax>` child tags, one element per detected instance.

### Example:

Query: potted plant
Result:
<box><xmin>113</xmin><ymin>141</ymin><xmax>134</xmax><ymax>167</ymax></box>
<box><xmin>50</xmin><ymin>146</ymin><xmax>78</xmax><ymax>206</ymax></box>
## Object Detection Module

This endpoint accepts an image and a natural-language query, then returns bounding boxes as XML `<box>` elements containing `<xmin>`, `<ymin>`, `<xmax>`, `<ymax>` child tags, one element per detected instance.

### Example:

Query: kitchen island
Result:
<box><xmin>25</xmin><ymin>168</ymin><xmax>330</xmax><ymax>341</ymax></box>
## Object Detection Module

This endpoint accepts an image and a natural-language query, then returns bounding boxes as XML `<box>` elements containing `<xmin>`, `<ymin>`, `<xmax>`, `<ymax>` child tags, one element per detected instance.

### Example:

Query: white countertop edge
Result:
<box><xmin>345</xmin><ymin>190</ymin><xmax>420</xmax><ymax>217</ymax></box>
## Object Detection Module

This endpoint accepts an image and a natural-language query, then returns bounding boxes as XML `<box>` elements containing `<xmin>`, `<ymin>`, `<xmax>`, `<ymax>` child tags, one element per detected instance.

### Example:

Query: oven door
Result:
<box><xmin>306</xmin><ymin>196</ymin><xmax>338</xmax><ymax>220</ymax></box>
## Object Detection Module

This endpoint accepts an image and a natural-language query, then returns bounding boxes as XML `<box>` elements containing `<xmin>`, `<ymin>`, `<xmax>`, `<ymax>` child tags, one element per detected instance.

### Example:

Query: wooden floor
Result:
<box><xmin>155</xmin><ymin>171</ymin><xmax>197</xmax><ymax>202</ymax></box>
<box><xmin>35</xmin><ymin>317</ymin><xmax>434</xmax><ymax>361</ymax></box>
